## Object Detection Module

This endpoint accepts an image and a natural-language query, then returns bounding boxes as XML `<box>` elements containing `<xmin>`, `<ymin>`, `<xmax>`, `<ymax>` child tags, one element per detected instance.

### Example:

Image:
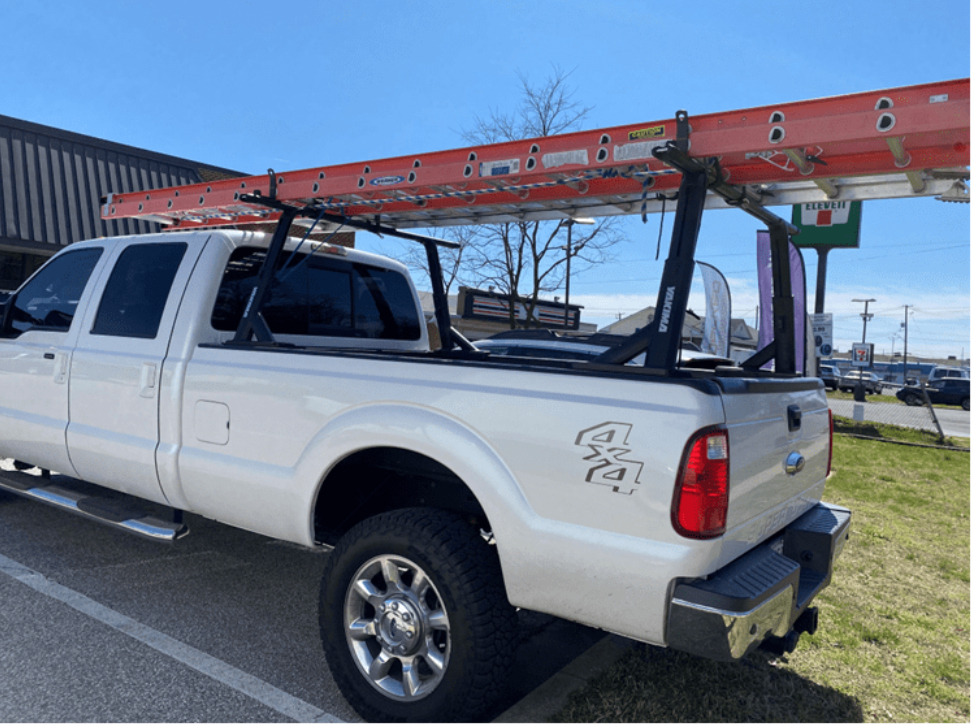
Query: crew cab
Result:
<box><xmin>0</xmin><ymin>226</ymin><xmax>849</xmax><ymax>721</ymax></box>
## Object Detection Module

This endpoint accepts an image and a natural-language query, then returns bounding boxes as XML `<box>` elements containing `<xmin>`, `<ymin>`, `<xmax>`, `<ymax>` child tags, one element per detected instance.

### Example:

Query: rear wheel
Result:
<box><xmin>319</xmin><ymin>508</ymin><xmax>517</xmax><ymax>722</ymax></box>
<box><xmin>962</xmin><ymin>397</ymin><xmax>970</xmax><ymax>411</ymax></box>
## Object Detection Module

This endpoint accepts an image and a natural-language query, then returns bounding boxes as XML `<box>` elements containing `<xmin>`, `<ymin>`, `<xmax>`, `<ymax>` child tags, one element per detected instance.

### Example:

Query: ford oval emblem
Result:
<box><xmin>784</xmin><ymin>452</ymin><xmax>806</xmax><ymax>476</ymax></box>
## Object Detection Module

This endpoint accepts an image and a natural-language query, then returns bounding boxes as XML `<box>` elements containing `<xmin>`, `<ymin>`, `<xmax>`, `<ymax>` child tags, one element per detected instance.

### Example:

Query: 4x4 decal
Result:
<box><xmin>575</xmin><ymin>422</ymin><xmax>644</xmax><ymax>495</ymax></box>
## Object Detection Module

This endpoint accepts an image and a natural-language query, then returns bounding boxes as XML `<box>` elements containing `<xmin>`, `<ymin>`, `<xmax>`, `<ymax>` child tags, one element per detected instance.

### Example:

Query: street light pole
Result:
<box><xmin>564</xmin><ymin>221</ymin><xmax>571</xmax><ymax>329</ymax></box>
<box><xmin>851</xmin><ymin>298</ymin><xmax>876</xmax><ymax>400</ymax></box>
<box><xmin>560</xmin><ymin>218</ymin><xmax>595</xmax><ymax>329</ymax></box>
<box><xmin>855</xmin><ymin>298</ymin><xmax>875</xmax><ymax>344</ymax></box>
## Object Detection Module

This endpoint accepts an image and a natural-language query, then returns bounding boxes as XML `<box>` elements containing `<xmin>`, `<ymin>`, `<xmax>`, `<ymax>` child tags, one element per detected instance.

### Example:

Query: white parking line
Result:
<box><xmin>0</xmin><ymin>552</ymin><xmax>347</xmax><ymax>723</ymax></box>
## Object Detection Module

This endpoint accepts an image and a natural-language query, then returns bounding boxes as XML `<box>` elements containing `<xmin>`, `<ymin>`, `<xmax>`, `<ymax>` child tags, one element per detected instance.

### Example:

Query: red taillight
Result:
<box><xmin>827</xmin><ymin>409</ymin><xmax>834</xmax><ymax>477</ymax></box>
<box><xmin>672</xmin><ymin>427</ymin><xmax>730</xmax><ymax>539</ymax></box>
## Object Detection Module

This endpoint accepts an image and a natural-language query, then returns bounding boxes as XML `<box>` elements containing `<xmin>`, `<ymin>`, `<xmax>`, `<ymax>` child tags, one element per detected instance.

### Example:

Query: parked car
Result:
<box><xmin>927</xmin><ymin>365</ymin><xmax>970</xmax><ymax>383</ymax></box>
<box><xmin>819</xmin><ymin>365</ymin><xmax>841</xmax><ymax>390</ymax></box>
<box><xmin>897</xmin><ymin>379</ymin><xmax>970</xmax><ymax>410</ymax></box>
<box><xmin>839</xmin><ymin>371</ymin><xmax>885</xmax><ymax>394</ymax></box>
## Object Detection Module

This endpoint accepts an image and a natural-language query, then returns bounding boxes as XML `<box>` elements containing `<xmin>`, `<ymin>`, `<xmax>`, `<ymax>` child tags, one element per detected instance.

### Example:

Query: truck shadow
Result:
<box><xmin>488</xmin><ymin>610</ymin><xmax>607</xmax><ymax>720</ymax></box>
<box><xmin>557</xmin><ymin>644</ymin><xmax>863</xmax><ymax>723</ymax></box>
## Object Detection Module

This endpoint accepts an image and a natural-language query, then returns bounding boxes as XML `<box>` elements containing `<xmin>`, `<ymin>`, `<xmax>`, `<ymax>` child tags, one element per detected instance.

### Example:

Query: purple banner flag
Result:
<box><xmin>756</xmin><ymin>231</ymin><xmax>807</xmax><ymax>373</ymax></box>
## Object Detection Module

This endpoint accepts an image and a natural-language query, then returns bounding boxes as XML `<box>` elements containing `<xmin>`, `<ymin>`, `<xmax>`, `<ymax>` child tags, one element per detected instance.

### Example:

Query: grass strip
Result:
<box><xmin>834</xmin><ymin>416</ymin><xmax>969</xmax><ymax>450</ymax></box>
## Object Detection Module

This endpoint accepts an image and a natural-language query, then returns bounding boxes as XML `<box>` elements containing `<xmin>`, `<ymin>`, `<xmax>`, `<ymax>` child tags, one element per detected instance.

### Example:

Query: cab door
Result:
<box><xmin>66</xmin><ymin>240</ymin><xmax>201</xmax><ymax>505</ymax></box>
<box><xmin>0</xmin><ymin>246</ymin><xmax>105</xmax><ymax>475</ymax></box>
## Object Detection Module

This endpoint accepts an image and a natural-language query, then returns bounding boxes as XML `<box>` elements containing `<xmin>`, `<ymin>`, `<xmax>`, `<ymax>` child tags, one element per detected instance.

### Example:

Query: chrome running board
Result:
<box><xmin>0</xmin><ymin>467</ymin><xmax>188</xmax><ymax>543</ymax></box>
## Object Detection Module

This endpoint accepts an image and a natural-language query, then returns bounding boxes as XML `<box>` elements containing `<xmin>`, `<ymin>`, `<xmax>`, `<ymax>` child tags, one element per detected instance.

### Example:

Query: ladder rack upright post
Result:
<box><xmin>233</xmin><ymin>205</ymin><xmax>299</xmax><ymax>345</ymax></box>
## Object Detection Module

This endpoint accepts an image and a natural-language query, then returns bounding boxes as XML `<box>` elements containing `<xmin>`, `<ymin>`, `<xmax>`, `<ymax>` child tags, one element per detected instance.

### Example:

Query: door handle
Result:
<box><xmin>787</xmin><ymin>405</ymin><xmax>802</xmax><ymax>432</ymax></box>
<box><xmin>139</xmin><ymin>363</ymin><xmax>158</xmax><ymax>398</ymax></box>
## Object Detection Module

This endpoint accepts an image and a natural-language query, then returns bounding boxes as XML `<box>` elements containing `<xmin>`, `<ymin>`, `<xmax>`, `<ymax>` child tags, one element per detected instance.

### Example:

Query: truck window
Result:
<box><xmin>91</xmin><ymin>243</ymin><xmax>188</xmax><ymax>339</ymax></box>
<box><xmin>7</xmin><ymin>247</ymin><xmax>104</xmax><ymax>335</ymax></box>
<box><xmin>263</xmin><ymin>261</ymin><xmax>354</xmax><ymax>336</ymax></box>
<box><xmin>211</xmin><ymin>247</ymin><xmax>420</xmax><ymax>341</ymax></box>
<box><xmin>352</xmin><ymin>266</ymin><xmax>422</xmax><ymax>340</ymax></box>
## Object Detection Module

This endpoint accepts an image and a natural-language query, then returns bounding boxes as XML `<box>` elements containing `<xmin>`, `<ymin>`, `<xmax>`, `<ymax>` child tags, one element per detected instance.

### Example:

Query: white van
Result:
<box><xmin>928</xmin><ymin>366</ymin><xmax>970</xmax><ymax>383</ymax></box>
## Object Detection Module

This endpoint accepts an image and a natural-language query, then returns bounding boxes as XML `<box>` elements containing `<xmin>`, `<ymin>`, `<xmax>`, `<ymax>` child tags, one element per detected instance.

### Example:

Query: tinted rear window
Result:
<box><xmin>211</xmin><ymin>247</ymin><xmax>420</xmax><ymax>341</ymax></box>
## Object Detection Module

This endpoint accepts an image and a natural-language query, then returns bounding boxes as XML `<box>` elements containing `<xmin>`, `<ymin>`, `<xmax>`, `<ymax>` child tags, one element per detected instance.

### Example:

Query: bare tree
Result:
<box><xmin>461</xmin><ymin>67</ymin><xmax>592</xmax><ymax>144</ymax></box>
<box><xmin>407</xmin><ymin>67</ymin><xmax>624</xmax><ymax>329</ymax></box>
<box><xmin>454</xmin><ymin>68</ymin><xmax>623</xmax><ymax>328</ymax></box>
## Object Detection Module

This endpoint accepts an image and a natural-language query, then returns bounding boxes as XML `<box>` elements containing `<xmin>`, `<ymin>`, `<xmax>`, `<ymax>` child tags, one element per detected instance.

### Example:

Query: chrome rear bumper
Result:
<box><xmin>666</xmin><ymin>502</ymin><xmax>851</xmax><ymax>661</ymax></box>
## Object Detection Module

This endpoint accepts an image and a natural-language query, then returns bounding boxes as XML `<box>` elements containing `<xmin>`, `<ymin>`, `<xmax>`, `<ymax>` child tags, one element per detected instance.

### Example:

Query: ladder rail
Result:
<box><xmin>101</xmin><ymin>78</ymin><xmax>969</xmax><ymax>232</ymax></box>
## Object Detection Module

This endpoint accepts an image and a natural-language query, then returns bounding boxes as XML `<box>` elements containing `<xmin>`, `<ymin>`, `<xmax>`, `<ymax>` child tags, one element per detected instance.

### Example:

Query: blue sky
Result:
<box><xmin>2</xmin><ymin>0</ymin><xmax>970</xmax><ymax>360</ymax></box>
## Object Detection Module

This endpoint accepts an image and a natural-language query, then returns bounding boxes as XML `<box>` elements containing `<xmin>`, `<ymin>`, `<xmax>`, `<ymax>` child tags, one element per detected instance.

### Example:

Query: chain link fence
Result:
<box><xmin>828</xmin><ymin>383</ymin><xmax>968</xmax><ymax>443</ymax></box>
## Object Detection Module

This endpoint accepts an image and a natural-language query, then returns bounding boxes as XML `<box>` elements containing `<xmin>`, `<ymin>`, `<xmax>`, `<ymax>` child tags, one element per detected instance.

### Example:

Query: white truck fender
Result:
<box><xmin>296</xmin><ymin>402</ymin><xmax>537</xmax><ymax>557</ymax></box>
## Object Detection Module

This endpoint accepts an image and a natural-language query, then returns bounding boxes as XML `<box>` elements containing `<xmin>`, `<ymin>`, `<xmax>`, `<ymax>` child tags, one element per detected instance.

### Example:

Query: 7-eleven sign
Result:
<box><xmin>792</xmin><ymin>201</ymin><xmax>862</xmax><ymax>248</ymax></box>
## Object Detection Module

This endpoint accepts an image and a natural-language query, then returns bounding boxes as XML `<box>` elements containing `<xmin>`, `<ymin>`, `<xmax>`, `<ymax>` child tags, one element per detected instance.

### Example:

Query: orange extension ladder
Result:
<box><xmin>98</xmin><ymin>78</ymin><xmax>968</xmax><ymax>370</ymax></box>
<box><xmin>101</xmin><ymin>78</ymin><xmax>968</xmax><ymax>232</ymax></box>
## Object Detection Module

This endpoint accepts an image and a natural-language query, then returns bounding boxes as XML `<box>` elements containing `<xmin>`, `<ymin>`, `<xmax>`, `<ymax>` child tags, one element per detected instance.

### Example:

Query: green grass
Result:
<box><xmin>552</xmin><ymin>422</ymin><xmax>970</xmax><ymax>722</ymax></box>
<box><xmin>834</xmin><ymin>415</ymin><xmax>969</xmax><ymax>449</ymax></box>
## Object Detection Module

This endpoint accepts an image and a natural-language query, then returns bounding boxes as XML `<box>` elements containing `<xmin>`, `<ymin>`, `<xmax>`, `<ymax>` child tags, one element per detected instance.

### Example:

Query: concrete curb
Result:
<box><xmin>493</xmin><ymin>635</ymin><xmax>636</xmax><ymax>723</ymax></box>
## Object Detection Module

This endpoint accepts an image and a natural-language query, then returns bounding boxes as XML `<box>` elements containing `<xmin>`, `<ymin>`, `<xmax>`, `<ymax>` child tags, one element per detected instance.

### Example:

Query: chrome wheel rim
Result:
<box><xmin>344</xmin><ymin>555</ymin><xmax>450</xmax><ymax>701</ymax></box>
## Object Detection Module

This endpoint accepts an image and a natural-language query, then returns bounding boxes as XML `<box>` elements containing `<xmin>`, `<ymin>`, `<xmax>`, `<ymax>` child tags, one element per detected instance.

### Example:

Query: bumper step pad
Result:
<box><xmin>667</xmin><ymin>502</ymin><xmax>851</xmax><ymax>661</ymax></box>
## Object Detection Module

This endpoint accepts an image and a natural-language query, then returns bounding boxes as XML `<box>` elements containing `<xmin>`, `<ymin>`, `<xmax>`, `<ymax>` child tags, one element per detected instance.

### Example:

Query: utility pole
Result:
<box><xmin>902</xmin><ymin>305</ymin><xmax>911</xmax><ymax>384</ymax></box>
<box><xmin>852</xmin><ymin>298</ymin><xmax>876</xmax><ymax>400</ymax></box>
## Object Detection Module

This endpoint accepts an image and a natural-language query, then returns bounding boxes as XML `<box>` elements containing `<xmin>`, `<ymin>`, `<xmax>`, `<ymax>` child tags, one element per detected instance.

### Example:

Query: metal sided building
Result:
<box><xmin>0</xmin><ymin>114</ymin><xmax>246</xmax><ymax>290</ymax></box>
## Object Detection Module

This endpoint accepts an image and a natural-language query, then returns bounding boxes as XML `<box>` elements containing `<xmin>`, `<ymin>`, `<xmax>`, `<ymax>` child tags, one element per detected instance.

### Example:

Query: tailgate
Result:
<box><xmin>716</xmin><ymin>377</ymin><xmax>831</xmax><ymax>563</ymax></box>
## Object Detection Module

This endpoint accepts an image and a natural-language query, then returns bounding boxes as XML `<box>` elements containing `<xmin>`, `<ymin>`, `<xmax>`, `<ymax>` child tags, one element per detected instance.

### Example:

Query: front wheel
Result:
<box><xmin>904</xmin><ymin>394</ymin><xmax>924</xmax><ymax>407</ymax></box>
<box><xmin>962</xmin><ymin>397</ymin><xmax>970</xmax><ymax>411</ymax></box>
<box><xmin>319</xmin><ymin>508</ymin><xmax>517</xmax><ymax>722</ymax></box>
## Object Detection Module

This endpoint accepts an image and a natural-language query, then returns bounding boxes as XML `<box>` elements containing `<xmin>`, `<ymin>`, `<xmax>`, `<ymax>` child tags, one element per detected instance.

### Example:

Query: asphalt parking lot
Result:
<box><xmin>0</xmin><ymin>471</ymin><xmax>604</xmax><ymax>722</ymax></box>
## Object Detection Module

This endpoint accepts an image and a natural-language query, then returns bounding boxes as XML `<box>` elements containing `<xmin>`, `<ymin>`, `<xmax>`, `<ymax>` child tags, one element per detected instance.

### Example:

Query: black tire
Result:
<box><xmin>904</xmin><ymin>393</ymin><xmax>924</xmax><ymax>407</ymax></box>
<box><xmin>962</xmin><ymin>397</ymin><xmax>970</xmax><ymax>411</ymax></box>
<box><xmin>319</xmin><ymin>508</ymin><xmax>517</xmax><ymax>722</ymax></box>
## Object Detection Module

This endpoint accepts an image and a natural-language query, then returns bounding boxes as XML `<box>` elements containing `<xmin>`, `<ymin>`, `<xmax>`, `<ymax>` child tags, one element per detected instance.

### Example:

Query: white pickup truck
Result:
<box><xmin>0</xmin><ymin>223</ymin><xmax>849</xmax><ymax>721</ymax></box>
